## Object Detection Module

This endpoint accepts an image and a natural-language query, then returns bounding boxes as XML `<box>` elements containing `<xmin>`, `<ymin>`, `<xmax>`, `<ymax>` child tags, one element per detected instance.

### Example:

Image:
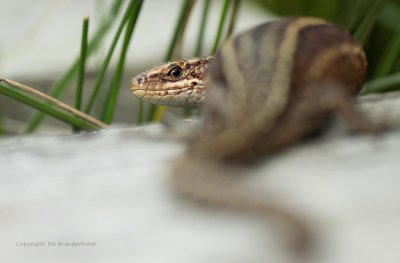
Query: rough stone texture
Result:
<box><xmin>1</xmin><ymin>93</ymin><xmax>400</xmax><ymax>262</ymax></box>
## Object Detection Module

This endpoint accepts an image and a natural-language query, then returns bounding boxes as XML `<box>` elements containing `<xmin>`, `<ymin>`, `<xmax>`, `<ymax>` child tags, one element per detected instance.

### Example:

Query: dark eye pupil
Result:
<box><xmin>169</xmin><ymin>67</ymin><xmax>182</xmax><ymax>78</ymax></box>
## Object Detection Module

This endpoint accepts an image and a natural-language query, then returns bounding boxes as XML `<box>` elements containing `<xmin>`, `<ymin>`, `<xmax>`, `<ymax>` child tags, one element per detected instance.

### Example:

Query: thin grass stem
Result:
<box><xmin>225</xmin><ymin>0</ymin><xmax>241</xmax><ymax>39</ymax></box>
<box><xmin>101</xmin><ymin>0</ymin><xmax>143</xmax><ymax>124</ymax></box>
<box><xmin>353</xmin><ymin>0</ymin><xmax>386</xmax><ymax>44</ymax></box>
<box><xmin>360</xmin><ymin>72</ymin><xmax>400</xmax><ymax>94</ymax></box>
<box><xmin>372</xmin><ymin>31</ymin><xmax>400</xmax><ymax>79</ymax></box>
<box><xmin>194</xmin><ymin>0</ymin><xmax>211</xmax><ymax>57</ymax></box>
<box><xmin>211</xmin><ymin>0</ymin><xmax>230</xmax><ymax>54</ymax></box>
<box><xmin>136</xmin><ymin>100</ymin><xmax>144</xmax><ymax>125</ymax></box>
<box><xmin>84</xmin><ymin>0</ymin><xmax>139</xmax><ymax>114</ymax></box>
<box><xmin>74</xmin><ymin>16</ymin><xmax>90</xmax><ymax>132</ymax></box>
<box><xmin>0</xmin><ymin>113</ymin><xmax>3</xmax><ymax>136</ymax></box>
<box><xmin>76</xmin><ymin>16</ymin><xmax>89</xmax><ymax>112</ymax></box>
<box><xmin>1</xmin><ymin>79</ymin><xmax>108</xmax><ymax>129</ymax></box>
<box><xmin>23</xmin><ymin>0</ymin><xmax>124</xmax><ymax>133</ymax></box>
<box><xmin>147</xmin><ymin>0</ymin><xmax>196</xmax><ymax>122</ymax></box>
<box><xmin>0</xmin><ymin>81</ymin><xmax>102</xmax><ymax>131</ymax></box>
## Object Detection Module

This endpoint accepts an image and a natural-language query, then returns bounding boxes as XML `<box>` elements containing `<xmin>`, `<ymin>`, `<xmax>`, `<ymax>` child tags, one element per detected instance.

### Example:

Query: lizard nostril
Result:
<box><xmin>133</xmin><ymin>74</ymin><xmax>145</xmax><ymax>85</ymax></box>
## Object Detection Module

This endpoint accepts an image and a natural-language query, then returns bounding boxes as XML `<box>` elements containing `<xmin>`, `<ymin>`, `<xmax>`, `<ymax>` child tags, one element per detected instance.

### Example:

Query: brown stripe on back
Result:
<box><xmin>225</xmin><ymin>20</ymin><xmax>288</xmax><ymax>115</ymax></box>
<box><xmin>307</xmin><ymin>43</ymin><xmax>366</xmax><ymax>95</ymax></box>
<box><xmin>203</xmin><ymin>17</ymin><xmax>330</xmax><ymax>159</ymax></box>
<box><xmin>230</xmin><ymin>20</ymin><xmax>287</xmax><ymax>80</ymax></box>
<box><xmin>253</xmin><ymin>20</ymin><xmax>289</xmax><ymax>96</ymax></box>
<box><xmin>290</xmin><ymin>23</ymin><xmax>365</xmax><ymax>95</ymax></box>
<box><xmin>253</xmin><ymin>17</ymin><xmax>327</xmax><ymax>125</ymax></box>
<box><xmin>296</xmin><ymin>23</ymin><xmax>354</xmax><ymax>67</ymax></box>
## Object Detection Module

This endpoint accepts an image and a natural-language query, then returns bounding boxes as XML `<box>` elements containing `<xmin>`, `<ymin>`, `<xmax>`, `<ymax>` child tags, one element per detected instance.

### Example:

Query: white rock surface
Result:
<box><xmin>1</xmin><ymin>93</ymin><xmax>400</xmax><ymax>262</ymax></box>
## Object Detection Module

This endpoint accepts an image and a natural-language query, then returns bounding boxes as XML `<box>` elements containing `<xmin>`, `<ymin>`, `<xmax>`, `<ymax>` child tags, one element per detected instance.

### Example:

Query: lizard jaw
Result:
<box><xmin>130</xmin><ymin>78</ymin><xmax>206</xmax><ymax>108</ymax></box>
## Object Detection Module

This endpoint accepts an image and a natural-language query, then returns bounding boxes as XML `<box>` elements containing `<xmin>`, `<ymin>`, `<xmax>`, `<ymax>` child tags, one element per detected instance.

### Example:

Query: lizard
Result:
<box><xmin>129</xmin><ymin>17</ymin><xmax>374</xmax><ymax>255</ymax></box>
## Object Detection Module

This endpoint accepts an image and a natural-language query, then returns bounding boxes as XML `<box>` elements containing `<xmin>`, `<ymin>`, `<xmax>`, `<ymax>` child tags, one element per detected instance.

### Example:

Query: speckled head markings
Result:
<box><xmin>130</xmin><ymin>56</ymin><xmax>214</xmax><ymax>107</ymax></box>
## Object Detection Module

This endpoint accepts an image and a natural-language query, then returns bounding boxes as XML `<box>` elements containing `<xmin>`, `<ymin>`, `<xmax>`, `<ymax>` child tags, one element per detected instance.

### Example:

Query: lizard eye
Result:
<box><xmin>167</xmin><ymin>66</ymin><xmax>183</xmax><ymax>78</ymax></box>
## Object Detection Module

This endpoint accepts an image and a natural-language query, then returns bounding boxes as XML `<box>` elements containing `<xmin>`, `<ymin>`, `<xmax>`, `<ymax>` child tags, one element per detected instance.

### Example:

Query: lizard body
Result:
<box><xmin>131</xmin><ymin>17</ymin><xmax>368</xmax><ymax>162</ymax></box>
<box><xmin>130</xmin><ymin>17</ymin><xmax>372</xmax><ymax>254</ymax></box>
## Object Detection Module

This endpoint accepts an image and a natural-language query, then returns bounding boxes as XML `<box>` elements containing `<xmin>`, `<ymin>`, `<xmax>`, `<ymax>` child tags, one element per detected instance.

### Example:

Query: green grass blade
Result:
<box><xmin>84</xmin><ymin>0</ymin><xmax>139</xmax><ymax>115</ymax></box>
<box><xmin>337</xmin><ymin>0</ymin><xmax>369</xmax><ymax>30</ymax></box>
<box><xmin>0</xmin><ymin>82</ymin><xmax>98</xmax><ymax>131</ymax></box>
<box><xmin>194</xmin><ymin>0</ymin><xmax>211</xmax><ymax>57</ymax></box>
<box><xmin>226</xmin><ymin>0</ymin><xmax>241</xmax><ymax>39</ymax></box>
<box><xmin>360</xmin><ymin>72</ymin><xmax>400</xmax><ymax>95</ymax></box>
<box><xmin>305</xmin><ymin>0</ymin><xmax>339</xmax><ymax>21</ymax></box>
<box><xmin>211</xmin><ymin>0</ymin><xmax>231</xmax><ymax>54</ymax></box>
<box><xmin>181</xmin><ymin>0</ymin><xmax>212</xmax><ymax>118</ymax></box>
<box><xmin>101</xmin><ymin>0</ymin><xmax>143</xmax><ymax>124</ymax></box>
<box><xmin>0</xmin><ymin>113</ymin><xmax>3</xmax><ymax>136</ymax></box>
<box><xmin>371</xmin><ymin>3</ymin><xmax>400</xmax><ymax>80</ymax></box>
<box><xmin>74</xmin><ymin>16</ymin><xmax>90</xmax><ymax>132</ymax></box>
<box><xmin>146</xmin><ymin>0</ymin><xmax>196</xmax><ymax>122</ymax></box>
<box><xmin>24</xmin><ymin>61</ymin><xmax>77</xmax><ymax>133</ymax></box>
<box><xmin>76</xmin><ymin>16</ymin><xmax>89</xmax><ymax>112</ymax></box>
<box><xmin>136</xmin><ymin>100</ymin><xmax>144</xmax><ymax>125</ymax></box>
<box><xmin>353</xmin><ymin>0</ymin><xmax>386</xmax><ymax>44</ymax></box>
<box><xmin>372</xmin><ymin>31</ymin><xmax>400</xmax><ymax>79</ymax></box>
<box><xmin>23</xmin><ymin>0</ymin><xmax>124</xmax><ymax>133</ymax></box>
<box><xmin>164</xmin><ymin>0</ymin><xmax>196</xmax><ymax>62</ymax></box>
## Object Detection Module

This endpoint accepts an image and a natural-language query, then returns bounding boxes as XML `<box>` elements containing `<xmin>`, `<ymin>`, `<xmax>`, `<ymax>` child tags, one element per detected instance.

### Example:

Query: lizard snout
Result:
<box><xmin>132</xmin><ymin>73</ymin><xmax>146</xmax><ymax>86</ymax></box>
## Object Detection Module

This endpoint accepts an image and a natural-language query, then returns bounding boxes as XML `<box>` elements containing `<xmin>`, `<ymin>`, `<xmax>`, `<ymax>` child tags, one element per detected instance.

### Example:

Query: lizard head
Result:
<box><xmin>130</xmin><ymin>56</ymin><xmax>213</xmax><ymax>108</ymax></box>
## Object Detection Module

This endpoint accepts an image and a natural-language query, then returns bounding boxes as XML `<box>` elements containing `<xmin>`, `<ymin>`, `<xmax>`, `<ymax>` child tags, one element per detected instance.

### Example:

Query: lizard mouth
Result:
<box><xmin>131</xmin><ymin>86</ymin><xmax>194</xmax><ymax>95</ymax></box>
<box><xmin>129</xmin><ymin>77</ymin><xmax>205</xmax><ymax>107</ymax></box>
<box><xmin>130</xmin><ymin>87</ymin><xmax>205</xmax><ymax>108</ymax></box>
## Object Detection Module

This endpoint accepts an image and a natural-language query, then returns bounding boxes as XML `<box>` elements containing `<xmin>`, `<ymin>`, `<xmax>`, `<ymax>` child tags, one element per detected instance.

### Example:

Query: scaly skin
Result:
<box><xmin>130</xmin><ymin>17</ymin><xmax>368</xmax><ymax>161</ymax></box>
<box><xmin>129</xmin><ymin>17</ymin><xmax>373</xmax><ymax>256</ymax></box>
<box><xmin>130</xmin><ymin>56</ymin><xmax>213</xmax><ymax>108</ymax></box>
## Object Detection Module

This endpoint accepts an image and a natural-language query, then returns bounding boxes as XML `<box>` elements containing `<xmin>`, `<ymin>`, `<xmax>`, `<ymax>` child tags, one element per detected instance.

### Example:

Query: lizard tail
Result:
<box><xmin>170</xmin><ymin>154</ymin><xmax>314</xmax><ymax>257</ymax></box>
